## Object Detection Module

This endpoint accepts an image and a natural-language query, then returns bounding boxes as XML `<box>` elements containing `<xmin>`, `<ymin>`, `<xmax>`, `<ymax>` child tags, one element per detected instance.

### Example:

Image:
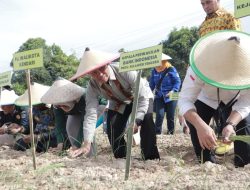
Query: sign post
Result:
<box><xmin>119</xmin><ymin>45</ymin><xmax>162</xmax><ymax>180</ymax></box>
<box><xmin>0</xmin><ymin>70</ymin><xmax>12</xmax><ymax>107</ymax></box>
<box><xmin>13</xmin><ymin>48</ymin><xmax>43</xmax><ymax>170</ymax></box>
<box><xmin>234</xmin><ymin>0</ymin><xmax>250</xmax><ymax>18</ymax></box>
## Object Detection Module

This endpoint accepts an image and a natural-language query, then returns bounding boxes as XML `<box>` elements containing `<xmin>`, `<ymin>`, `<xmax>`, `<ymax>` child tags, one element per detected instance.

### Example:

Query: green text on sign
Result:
<box><xmin>234</xmin><ymin>0</ymin><xmax>250</xmax><ymax>18</ymax></box>
<box><xmin>119</xmin><ymin>45</ymin><xmax>162</xmax><ymax>72</ymax></box>
<box><xmin>13</xmin><ymin>48</ymin><xmax>43</xmax><ymax>71</ymax></box>
<box><xmin>0</xmin><ymin>71</ymin><xmax>12</xmax><ymax>87</ymax></box>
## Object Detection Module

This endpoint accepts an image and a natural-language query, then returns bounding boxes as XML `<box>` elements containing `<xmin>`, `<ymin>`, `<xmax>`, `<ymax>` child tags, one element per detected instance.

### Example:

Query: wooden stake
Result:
<box><xmin>125</xmin><ymin>70</ymin><xmax>141</xmax><ymax>180</ymax></box>
<box><xmin>25</xmin><ymin>69</ymin><xmax>37</xmax><ymax>170</ymax></box>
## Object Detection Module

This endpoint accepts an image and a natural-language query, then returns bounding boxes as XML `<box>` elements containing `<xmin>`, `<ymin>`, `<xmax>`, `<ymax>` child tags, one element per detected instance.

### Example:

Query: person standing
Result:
<box><xmin>149</xmin><ymin>54</ymin><xmax>181</xmax><ymax>134</ymax></box>
<box><xmin>199</xmin><ymin>0</ymin><xmax>241</xmax><ymax>37</ymax></box>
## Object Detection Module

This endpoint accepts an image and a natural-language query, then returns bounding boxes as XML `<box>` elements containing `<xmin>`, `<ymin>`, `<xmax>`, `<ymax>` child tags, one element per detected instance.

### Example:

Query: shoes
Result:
<box><xmin>215</xmin><ymin>140</ymin><xmax>234</xmax><ymax>155</ymax></box>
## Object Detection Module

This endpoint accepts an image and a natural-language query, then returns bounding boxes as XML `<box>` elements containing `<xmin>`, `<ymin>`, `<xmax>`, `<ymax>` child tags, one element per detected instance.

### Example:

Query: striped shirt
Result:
<box><xmin>199</xmin><ymin>8</ymin><xmax>241</xmax><ymax>37</ymax></box>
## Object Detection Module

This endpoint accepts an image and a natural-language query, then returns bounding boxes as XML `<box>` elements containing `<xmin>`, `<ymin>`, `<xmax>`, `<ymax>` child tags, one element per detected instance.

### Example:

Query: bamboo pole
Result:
<box><xmin>25</xmin><ymin>69</ymin><xmax>37</xmax><ymax>170</ymax></box>
<box><xmin>125</xmin><ymin>70</ymin><xmax>141</xmax><ymax>180</ymax></box>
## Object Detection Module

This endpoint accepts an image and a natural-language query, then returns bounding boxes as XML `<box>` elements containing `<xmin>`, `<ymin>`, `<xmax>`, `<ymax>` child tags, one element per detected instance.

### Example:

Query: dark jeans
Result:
<box><xmin>188</xmin><ymin>100</ymin><xmax>250</xmax><ymax>167</ymax></box>
<box><xmin>14</xmin><ymin>136</ymin><xmax>57</xmax><ymax>153</ymax></box>
<box><xmin>154</xmin><ymin>97</ymin><xmax>177</xmax><ymax>134</ymax></box>
<box><xmin>106</xmin><ymin>101</ymin><xmax>160</xmax><ymax>160</ymax></box>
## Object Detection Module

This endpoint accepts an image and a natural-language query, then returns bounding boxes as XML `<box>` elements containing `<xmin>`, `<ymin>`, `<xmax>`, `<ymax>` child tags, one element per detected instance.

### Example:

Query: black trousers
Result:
<box><xmin>188</xmin><ymin>100</ymin><xmax>250</xmax><ymax>167</ymax></box>
<box><xmin>14</xmin><ymin>136</ymin><xmax>57</xmax><ymax>153</ymax></box>
<box><xmin>106</xmin><ymin>101</ymin><xmax>160</xmax><ymax>160</ymax></box>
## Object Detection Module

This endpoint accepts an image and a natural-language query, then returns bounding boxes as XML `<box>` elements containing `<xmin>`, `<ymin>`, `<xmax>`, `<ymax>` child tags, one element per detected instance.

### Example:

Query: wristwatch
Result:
<box><xmin>225</xmin><ymin>121</ymin><xmax>236</xmax><ymax>130</ymax></box>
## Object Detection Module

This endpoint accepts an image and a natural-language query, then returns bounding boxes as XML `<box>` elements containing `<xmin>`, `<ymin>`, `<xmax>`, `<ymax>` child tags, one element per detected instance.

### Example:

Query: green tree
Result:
<box><xmin>162</xmin><ymin>27</ymin><xmax>199</xmax><ymax>80</ymax></box>
<box><xmin>142</xmin><ymin>27</ymin><xmax>199</xmax><ymax>81</ymax></box>
<box><xmin>11</xmin><ymin>38</ymin><xmax>89</xmax><ymax>94</ymax></box>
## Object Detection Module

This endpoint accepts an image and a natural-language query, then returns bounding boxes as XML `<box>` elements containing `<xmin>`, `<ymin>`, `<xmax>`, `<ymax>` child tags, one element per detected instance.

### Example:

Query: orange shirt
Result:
<box><xmin>199</xmin><ymin>8</ymin><xmax>241</xmax><ymax>37</ymax></box>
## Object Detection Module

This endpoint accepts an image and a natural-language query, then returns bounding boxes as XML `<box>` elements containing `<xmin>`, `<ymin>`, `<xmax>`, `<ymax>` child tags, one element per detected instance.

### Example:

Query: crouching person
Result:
<box><xmin>0</xmin><ymin>89</ymin><xmax>27</xmax><ymax>146</ymax></box>
<box><xmin>41</xmin><ymin>78</ymin><xmax>95</xmax><ymax>157</ymax></box>
<box><xmin>69</xmin><ymin>48</ymin><xmax>160</xmax><ymax>160</ymax></box>
<box><xmin>178</xmin><ymin>31</ymin><xmax>250</xmax><ymax>167</ymax></box>
<box><xmin>14</xmin><ymin>103</ymin><xmax>57</xmax><ymax>152</ymax></box>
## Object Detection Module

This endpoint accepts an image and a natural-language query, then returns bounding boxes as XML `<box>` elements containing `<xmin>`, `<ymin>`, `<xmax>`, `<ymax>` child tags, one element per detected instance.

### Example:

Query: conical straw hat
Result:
<box><xmin>15</xmin><ymin>82</ymin><xmax>50</xmax><ymax>106</ymax></box>
<box><xmin>161</xmin><ymin>53</ymin><xmax>172</xmax><ymax>61</ymax></box>
<box><xmin>70</xmin><ymin>47</ymin><xmax>120</xmax><ymax>81</ymax></box>
<box><xmin>155</xmin><ymin>53</ymin><xmax>172</xmax><ymax>72</ymax></box>
<box><xmin>41</xmin><ymin>78</ymin><xmax>85</xmax><ymax>105</ymax></box>
<box><xmin>0</xmin><ymin>90</ymin><xmax>19</xmax><ymax>106</ymax></box>
<box><xmin>190</xmin><ymin>30</ymin><xmax>250</xmax><ymax>90</ymax></box>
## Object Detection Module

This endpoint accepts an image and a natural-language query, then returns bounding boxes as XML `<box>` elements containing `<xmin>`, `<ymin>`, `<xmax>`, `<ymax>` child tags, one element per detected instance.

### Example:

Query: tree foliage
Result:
<box><xmin>10</xmin><ymin>27</ymin><xmax>199</xmax><ymax>94</ymax></box>
<box><xmin>142</xmin><ymin>27</ymin><xmax>199</xmax><ymax>80</ymax></box>
<box><xmin>162</xmin><ymin>27</ymin><xmax>199</xmax><ymax>80</ymax></box>
<box><xmin>11</xmin><ymin>38</ymin><xmax>89</xmax><ymax>94</ymax></box>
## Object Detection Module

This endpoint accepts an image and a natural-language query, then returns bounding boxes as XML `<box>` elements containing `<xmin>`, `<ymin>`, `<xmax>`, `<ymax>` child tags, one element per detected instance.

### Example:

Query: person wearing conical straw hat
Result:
<box><xmin>41</xmin><ymin>78</ymin><xmax>91</xmax><ymax>155</ymax></box>
<box><xmin>0</xmin><ymin>88</ymin><xmax>27</xmax><ymax>146</ymax></box>
<box><xmin>14</xmin><ymin>83</ymin><xmax>57</xmax><ymax>152</ymax></box>
<box><xmin>178</xmin><ymin>30</ymin><xmax>250</xmax><ymax>167</ymax></box>
<box><xmin>149</xmin><ymin>53</ymin><xmax>181</xmax><ymax>135</ymax></box>
<box><xmin>14</xmin><ymin>82</ymin><xmax>50</xmax><ymax>107</ymax></box>
<box><xmin>69</xmin><ymin>47</ymin><xmax>160</xmax><ymax>160</ymax></box>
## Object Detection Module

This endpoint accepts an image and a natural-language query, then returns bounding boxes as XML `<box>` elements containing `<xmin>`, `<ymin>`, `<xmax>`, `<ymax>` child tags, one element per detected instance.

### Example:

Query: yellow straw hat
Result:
<box><xmin>190</xmin><ymin>30</ymin><xmax>250</xmax><ymax>90</ymax></box>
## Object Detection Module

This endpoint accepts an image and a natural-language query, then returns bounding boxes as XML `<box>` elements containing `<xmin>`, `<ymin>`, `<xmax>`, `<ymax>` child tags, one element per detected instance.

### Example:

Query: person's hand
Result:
<box><xmin>179</xmin><ymin>116</ymin><xmax>190</xmax><ymax>134</ymax></box>
<box><xmin>0</xmin><ymin>127</ymin><xmax>6</xmax><ymax>134</ymax></box>
<box><xmin>49</xmin><ymin>143</ymin><xmax>64</xmax><ymax>153</ymax></box>
<box><xmin>70</xmin><ymin>142</ymin><xmax>91</xmax><ymax>158</ymax></box>
<box><xmin>183</xmin><ymin>126</ymin><xmax>190</xmax><ymax>135</ymax></box>
<box><xmin>23</xmin><ymin>135</ymin><xmax>32</xmax><ymax>144</ymax></box>
<box><xmin>196</xmin><ymin>124</ymin><xmax>217</xmax><ymax>150</ymax></box>
<box><xmin>133</xmin><ymin>125</ymin><xmax>140</xmax><ymax>134</ymax></box>
<box><xmin>222</xmin><ymin>125</ymin><xmax>236</xmax><ymax>144</ymax></box>
<box><xmin>166</xmin><ymin>90</ymin><xmax>173</xmax><ymax>97</ymax></box>
<box><xmin>8</xmin><ymin>124</ymin><xmax>23</xmax><ymax>134</ymax></box>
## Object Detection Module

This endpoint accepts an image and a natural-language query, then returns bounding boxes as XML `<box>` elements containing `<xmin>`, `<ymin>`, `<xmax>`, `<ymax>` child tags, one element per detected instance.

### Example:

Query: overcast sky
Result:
<box><xmin>0</xmin><ymin>0</ymin><xmax>249</xmax><ymax>72</ymax></box>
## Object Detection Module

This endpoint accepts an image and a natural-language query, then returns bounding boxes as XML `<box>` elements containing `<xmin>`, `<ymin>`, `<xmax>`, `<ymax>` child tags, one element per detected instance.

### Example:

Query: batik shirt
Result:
<box><xmin>199</xmin><ymin>8</ymin><xmax>241</xmax><ymax>37</ymax></box>
<box><xmin>32</xmin><ymin>107</ymin><xmax>55</xmax><ymax>140</ymax></box>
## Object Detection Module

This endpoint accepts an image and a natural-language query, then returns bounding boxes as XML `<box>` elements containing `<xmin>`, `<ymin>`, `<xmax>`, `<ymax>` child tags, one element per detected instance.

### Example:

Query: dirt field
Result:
<box><xmin>0</xmin><ymin>123</ymin><xmax>250</xmax><ymax>190</ymax></box>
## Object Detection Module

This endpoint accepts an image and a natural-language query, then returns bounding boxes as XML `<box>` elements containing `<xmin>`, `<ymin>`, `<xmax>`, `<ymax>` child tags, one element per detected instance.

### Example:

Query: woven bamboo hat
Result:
<box><xmin>190</xmin><ymin>30</ymin><xmax>250</xmax><ymax>90</ymax></box>
<box><xmin>161</xmin><ymin>53</ymin><xmax>172</xmax><ymax>61</ymax></box>
<box><xmin>70</xmin><ymin>47</ymin><xmax>120</xmax><ymax>81</ymax></box>
<box><xmin>155</xmin><ymin>53</ymin><xmax>172</xmax><ymax>72</ymax></box>
<box><xmin>15</xmin><ymin>83</ymin><xmax>50</xmax><ymax>106</ymax></box>
<box><xmin>0</xmin><ymin>90</ymin><xmax>19</xmax><ymax>106</ymax></box>
<box><xmin>41</xmin><ymin>78</ymin><xmax>85</xmax><ymax>104</ymax></box>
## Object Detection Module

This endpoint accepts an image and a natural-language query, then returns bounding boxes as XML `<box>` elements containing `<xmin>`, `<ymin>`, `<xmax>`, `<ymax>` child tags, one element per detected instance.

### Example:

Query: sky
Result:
<box><xmin>0</xmin><ymin>0</ymin><xmax>249</xmax><ymax>72</ymax></box>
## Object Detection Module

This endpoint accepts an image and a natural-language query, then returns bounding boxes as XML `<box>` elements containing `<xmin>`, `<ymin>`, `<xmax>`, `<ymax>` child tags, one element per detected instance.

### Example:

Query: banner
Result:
<box><xmin>235</xmin><ymin>0</ymin><xmax>250</xmax><ymax>18</ymax></box>
<box><xmin>13</xmin><ymin>48</ymin><xmax>43</xmax><ymax>71</ymax></box>
<box><xmin>0</xmin><ymin>71</ymin><xmax>12</xmax><ymax>87</ymax></box>
<box><xmin>119</xmin><ymin>45</ymin><xmax>162</xmax><ymax>72</ymax></box>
